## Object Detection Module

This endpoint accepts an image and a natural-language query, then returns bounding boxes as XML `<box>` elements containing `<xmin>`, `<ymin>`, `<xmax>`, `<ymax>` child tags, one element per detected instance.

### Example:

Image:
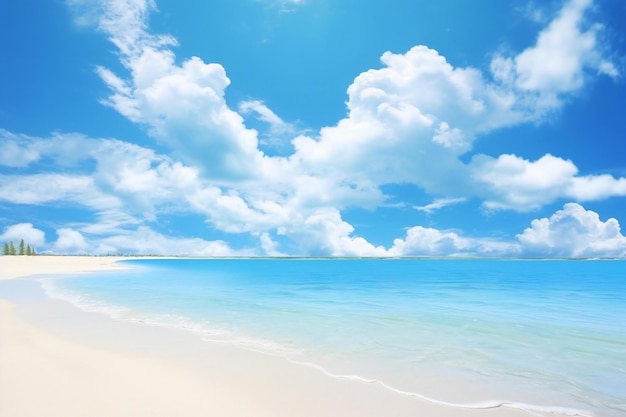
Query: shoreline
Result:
<box><xmin>0</xmin><ymin>255</ymin><xmax>132</xmax><ymax>280</ymax></box>
<box><xmin>0</xmin><ymin>256</ymin><xmax>579</xmax><ymax>417</ymax></box>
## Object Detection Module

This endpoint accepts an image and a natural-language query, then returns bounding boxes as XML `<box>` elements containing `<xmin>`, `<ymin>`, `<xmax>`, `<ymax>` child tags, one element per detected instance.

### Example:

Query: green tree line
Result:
<box><xmin>2</xmin><ymin>239</ymin><xmax>38</xmax><ymax>256</ymax></box>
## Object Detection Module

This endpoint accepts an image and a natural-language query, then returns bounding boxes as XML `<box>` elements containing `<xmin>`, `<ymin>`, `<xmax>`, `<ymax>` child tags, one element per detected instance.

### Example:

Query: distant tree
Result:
<box><xmin>2</xmin><ymin>242</ymin><xmax>9</xmax><ymax>256</ymax></box>
<box><xmin>26</xmin><ymin>244</ymin><xmax>32</xmax><ymax>256</ymax></box>
<box><xmin>19</xmin><ymin>239</ymin><xmax>25</xmax><ymax>256</ymax></box>
<box><xmin>9</xmin><ymin>241</ymin><xmax>16</xmax><ymax>255</ymax></box>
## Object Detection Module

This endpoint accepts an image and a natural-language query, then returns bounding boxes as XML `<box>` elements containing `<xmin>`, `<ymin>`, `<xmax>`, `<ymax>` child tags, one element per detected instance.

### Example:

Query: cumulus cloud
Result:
<box><xmin>289</xmin><ymin>44</ymin><xmax>519</xmax><ymax>194</ymax></box>
<box><xmin>388</xmin><ymin>203</ymin><xmax>626</xmax><ymax>258</ymax></box>
<box><xmin>0</xmin><ymin>223</ymin><xmax>46</xmax><ymax>247</ymax></box>
<box><xmin>0</xmin><ymin>131</ymin><xmax>311</xmax><ymax>255</ymax></box>
<box><xmin>83</xmin><ymin>0</ymin><xmax>267</xmax><ymax>180</ymax></box>
<box><xmin>491</xmin><ymin>0</ymin><xmax>618</xmax><ymax>114</ymax></box>
<box><xmin>288</xmin><ymin>0</ymin><xmax>620</xmax><ymax>208</ymax></box>
<box><xmin>15</xmin><ymin>0</ymin><xmax>619</xmax><ymax>258</ymax></box>
<box><xmin>91</xmin><ymin>139</ymin><xmax>200</xmax><ymax>220</ymax></box>
<box><xmin>388</xmin><ymin>226</ymin><xmax>471</xmax><ymax>257</ymax></box>
<box><xmin>8</xmin><ymin>200</ymin><xmax>623</xmax><ymax>258</ymax></box>
<box><xmin>517</xmin><ymin>203</ymin><xmax>626</xmax><ymax>258</ymax></box>
<box><xmin>517</xmin><ymin>0</ymin><xmax>618</xmax><ymax>89</ymax></box>
<box><xmin>0</xmin><ymin>131</ymin><xmax>297</xmax><ymax>252</ymax></box>
<box><xmin>284</xmin><ymin>208</ymin><xmax>387</xmax><ymax>257</ymax></box>
<box><xmin>52</xmin><ymin>228</ymin><xmax>90</xmax><ymax>254</ymax></box>
<box><xmin>568</xmin><ymin>175</ymin><xmax>626</xmax><ymax>201</ymax></box>
<box><xmin>77</xmin><ymin>0</ymin><xmax>622</xmax><ymax>208</ymax></box>
<box><xmin>471</xmin><ymin>154</ymin><xmax>626</xmax><ymax>211</ymax></box>
<box><xmin>388</xmin><ymin>226</ymin><xmax>519</xmax><ymax>257</ymax></box>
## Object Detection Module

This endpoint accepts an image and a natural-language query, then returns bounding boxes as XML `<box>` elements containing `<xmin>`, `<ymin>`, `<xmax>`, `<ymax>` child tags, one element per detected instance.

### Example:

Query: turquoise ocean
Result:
<box><xmin>40</xmin><ymin>259</ymin><xmax>625</xmax><ymax>416</ymax></box>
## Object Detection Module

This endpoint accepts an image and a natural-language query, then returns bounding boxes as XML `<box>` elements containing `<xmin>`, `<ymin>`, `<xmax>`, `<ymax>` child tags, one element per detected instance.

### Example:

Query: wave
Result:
<box><xmin>286</xmin><ymin>360</ymin><xmax>594</xmax><ymax>417</ymax></box>
<box><xmin>39</xmin><ymin>277</ymin><xmax>597</xmax><ymax>417</ymax></box>
<box><xmin>39</xmin><ymin>277</ymin><xmax>300</xmax><ymax>358</ymax></box>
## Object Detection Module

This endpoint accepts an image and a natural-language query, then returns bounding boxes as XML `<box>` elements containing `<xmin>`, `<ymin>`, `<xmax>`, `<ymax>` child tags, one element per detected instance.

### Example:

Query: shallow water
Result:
<box><xmin>42</xmin><ymin>258</ymin><xmax>626</xmax><ymax>416</ymax></box>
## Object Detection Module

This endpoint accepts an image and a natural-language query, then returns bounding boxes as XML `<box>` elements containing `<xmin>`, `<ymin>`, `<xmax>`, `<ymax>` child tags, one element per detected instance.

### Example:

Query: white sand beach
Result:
<box><xmin>0</xmin><ymin>255</ymin><xmax>131</xmax><ymax>280</ymax></box>
<box><xmin>0</xmin><ymin>256</ymin><xmax>535</xmax><ymax>417</ymax></box>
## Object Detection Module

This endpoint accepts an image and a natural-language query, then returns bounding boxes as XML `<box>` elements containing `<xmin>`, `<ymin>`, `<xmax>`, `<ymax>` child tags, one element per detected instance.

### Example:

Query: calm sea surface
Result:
<box><xmin>42</xmin><ymin>259</ymin><xmax>626</xmax><ymax>416</ymax></box>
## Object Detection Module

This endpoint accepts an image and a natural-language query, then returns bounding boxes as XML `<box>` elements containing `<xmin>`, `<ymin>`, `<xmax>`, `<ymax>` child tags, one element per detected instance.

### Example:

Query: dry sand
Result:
<box><xmin>0</xmin><ymin>256</ymin><xmax>534</xmax><ymax>417</ymax></box>
<box><xmin>0</xmin><ymin>255</ymin><xmax>130</xmax><ymax>280</ymax></box>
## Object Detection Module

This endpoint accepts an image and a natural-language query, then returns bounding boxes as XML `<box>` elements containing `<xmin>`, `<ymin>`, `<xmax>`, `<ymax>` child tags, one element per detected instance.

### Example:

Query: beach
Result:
<box><xmin>0</xmin><ymin>256</ymin><xmax>595</xmax><ymax>417</ymax></box>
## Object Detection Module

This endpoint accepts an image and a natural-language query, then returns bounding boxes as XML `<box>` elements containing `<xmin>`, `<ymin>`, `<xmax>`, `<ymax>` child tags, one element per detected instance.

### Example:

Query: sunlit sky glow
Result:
<box><xmin>1</xmin><ymin>0</ymin><xmax>625</xmax><ymax>257</ymax></box>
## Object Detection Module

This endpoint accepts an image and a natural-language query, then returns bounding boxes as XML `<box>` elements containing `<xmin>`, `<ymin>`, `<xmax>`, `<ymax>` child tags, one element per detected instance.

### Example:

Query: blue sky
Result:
<box><xmin>1</xmin><ymin>0</ymin><xmax>626</xmax><ymax>257</ymax></box>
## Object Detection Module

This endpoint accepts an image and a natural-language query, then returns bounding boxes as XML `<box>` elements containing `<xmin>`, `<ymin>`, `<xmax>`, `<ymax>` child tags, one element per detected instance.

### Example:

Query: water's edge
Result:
<box><xmin>25</xmin><ymin>257</ymin><xmax>626</xmax><ymax>416</ymax></box>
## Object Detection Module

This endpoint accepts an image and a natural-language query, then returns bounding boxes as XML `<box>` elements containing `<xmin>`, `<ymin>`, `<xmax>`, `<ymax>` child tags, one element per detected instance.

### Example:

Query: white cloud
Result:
<box><xmin>414</xmin><ymin>198</ymin><xmax>467</xmax><ymax>214</ymax></box>
<box><xmin>0</xmin><ymin>131</ymin><xmax>102</xmax><ymax>168</ymax></box>
<box><xmin>77</xmin><ymin>0</ymin><xmax>518</xmax><ymax>206</ymax></box>
<box><xmin>289</xmin><ymin>47</ymin><xmax>480</xmax><ymax>198</ymax></box>
<box><xmin>0</xmin><ymin>130</ymin><xmax>41</xmax><ymax>167</ymax></box>
<box><xmin>46</xmin><ymin>226</ymin><xmax>243</xmax><ymax>256</ymax></box>
<box><xmin>492</xmin><ymin>0</ymin><xmax>619</xmax><ymax>115</ymax></box>
<box><xmin>470</xmin><ymin>153</ymin><xmax>626</xmax><ymax>211</ymax></box>
<box><xmin>388</xmin><ymin>226</ymin><xmax>471</xmax><ymax>257</ymax></box>
<box><xmin>389</xmin><ymin>202</ymin><xmax>626</xmax><ymax>258</ymax></box>
<box><xmin>517</xmin><ymin>203</ymin><xmax>626</xmax><ymax>258</ymax></box>
<box><xmin>91</xmin><ymin>139</ymin><xmax>201</xmax><ymax>220</ymax></box>
<box><xmin>77</xmin><ymin>0</ymin><xmax>622</xmax><ymax>213</ymax></box>
<box><xmin>0</xmin><ymin>131</ymin><xmax>293</xmax><ymax>250</ymax></box>
<box><xmin>52</xmin><ymin>228</ymin><xmax>90</xmax><ymax>254</ymax></box>
<box><xmin>259</xmin><ymin>232</ymin><xmax>285</xmax><ymax>257</ymax></box>
<box><xmin>238</xmin><ymin>100</ymin><xmax>299</xmax><ymax>153</ymax></box>
<box><xmin>284</xmin><ymin>208</ymin><xmax>388</xmax><ymax>257</ymax></box>
<box><xmin>471</xmin><ymin>153</ymin><xmax>578</xmax><ymax>210</ymax></box>
<box><xmin>0</xmin><ymin>223</ymin><xmax>46</xmax><ymax>248</ymax></box>
<box><xmin>288</xmin><ymin>0</ymin><xmax>618</xmax><ymax>203</ymax></box>
<box><xmin>187</xmin><ymin>186</ymin><xmax>276</xmax><ymax>234</ymax></box>
<box><xmin>388</xmin><ymin>226</ymin><xmax>518</xmax><ymax>257</ymax></box>
<box><xmin>517</xmin><ymin>0</ymin><xmax>599</xmax><ymax>91</ymax></box>
<box><xmin>567</xmin><ymin>175</ymin><xmax>626</xmax><ymax>201</ymax></box>
<box><xmin>100</xmin><ymin>54</ymin><xmax>265</xmax><ymax>178</ymax></box>
<box><xmin>79</xmin><ymin>211</ymin><xmax>143</xmax><ymax>236</ymax></box>
<box><xmin>82</xmin><ymin>0</ymin><xmax>266</xmax><ymax>180</ymax></box>
<box><xmin>24</xmin><ymin>0</ymin><xmax>622</xmax><ymax>258</ymax></box>
<box><xmin>597</xmin><ymin>60</ymin><xmax>619</xmax><ymax>78</ymax></box>
<box><xmin>239</xmin><ymin>100</ymin><xmax>286</xmax><ymax>130</ymax></box>
<box><xmin>91</xmin><ymin>226</ymin><xmax>246</xmax><ymax>256</ymax></box>
<box><xmin>0</xmin><ymin>132</ymin><xmax>202</xmax><ymax>225</ymax></box>
<box><xmin>0</xmin><ymin>174</ymin><xmax>118</xmax><ymax>208</ymax></box>
<box><xmin>390</xmin><ymin>203</ymin><xmax>626</xmax><ymax>258</ymax></box>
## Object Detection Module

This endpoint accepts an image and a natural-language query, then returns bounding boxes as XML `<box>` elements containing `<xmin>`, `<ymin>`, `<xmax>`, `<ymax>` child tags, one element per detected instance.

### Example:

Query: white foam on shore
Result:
<box><xmin>39</xmin><ymin>277</ymin><xmax>301</xmax><ymax>357</ymax></box>
<box><xmin>287</xmin><ymin>360</ymin><xmax>595</xmax><ymax>417</ymax></box>
<box><xmin>38</xmin><ymin>276</ymin><xmax>597</xmax><ymax>417</ymax></box>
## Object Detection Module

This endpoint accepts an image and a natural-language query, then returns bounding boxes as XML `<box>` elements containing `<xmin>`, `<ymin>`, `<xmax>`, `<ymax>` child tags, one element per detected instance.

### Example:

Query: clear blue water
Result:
<box><xmin>43</xmin><ymin>258</ymin><xmax>626</xmax><ymax>416</ymax></box>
